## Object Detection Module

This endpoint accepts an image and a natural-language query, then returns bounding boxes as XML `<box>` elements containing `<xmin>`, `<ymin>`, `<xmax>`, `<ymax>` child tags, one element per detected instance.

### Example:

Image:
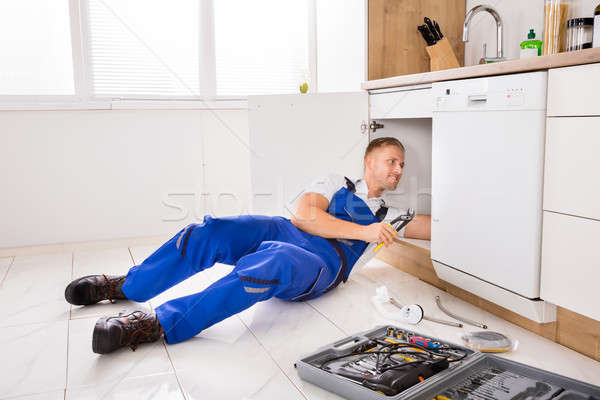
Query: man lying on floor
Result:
<box><xmin>64</xmin><ymin>137</ymin><xmax>431</xmax><ymax>354</ymax></box>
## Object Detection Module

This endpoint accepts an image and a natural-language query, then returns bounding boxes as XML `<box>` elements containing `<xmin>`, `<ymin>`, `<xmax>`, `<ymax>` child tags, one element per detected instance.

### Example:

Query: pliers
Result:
<box><xmin>373</xmin><ymin>208</ymin><xmax>415</xmax><ymax>252</ymax></box>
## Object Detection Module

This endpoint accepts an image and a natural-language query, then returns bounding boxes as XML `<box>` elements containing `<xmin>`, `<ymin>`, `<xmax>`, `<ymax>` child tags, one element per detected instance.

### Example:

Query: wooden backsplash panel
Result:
<box><xmin>368</xmin><ymin>0</ymin><xmax>466</xmax><ymax>80</ymax></box>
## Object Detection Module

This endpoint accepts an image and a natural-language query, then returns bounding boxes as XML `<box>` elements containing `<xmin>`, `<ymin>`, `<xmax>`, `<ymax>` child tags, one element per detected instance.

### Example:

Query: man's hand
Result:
<box><xmin>359</xmin><ymin>222</ymin><xmax>398</xmax><ymax>247</ymax></box>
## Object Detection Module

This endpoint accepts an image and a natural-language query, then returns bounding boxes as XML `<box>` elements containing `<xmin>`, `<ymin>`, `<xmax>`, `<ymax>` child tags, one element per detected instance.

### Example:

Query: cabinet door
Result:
<box><xmin>544</xmin><ymin>117</ymin><xmax>600</xmax><ymax>220</ymax></box>
<box><xmin>547</xmin><ymin>63</ymin><xmax>600</xmax><ymax>117</ymax></box>
<box><xmin>370</xmin><ymin>86</ymin><xmax>433</xmax><ymax>119</ymax></box>
<box><xmin>541</xmin><ymin>211</ymin><xmax>600</xmax><ymax>321</ymax></box>
<box><xmin>248</xmin><ymin>92</ymin><xmax>369</xmax><ymax>217</ymax></box>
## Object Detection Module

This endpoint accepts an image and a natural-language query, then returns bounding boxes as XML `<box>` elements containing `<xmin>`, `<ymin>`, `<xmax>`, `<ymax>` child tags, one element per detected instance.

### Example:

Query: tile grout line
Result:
<box><xmin>237</xmin><ymin>316</ymin><xmax>309</xmax><ymax>400</ymax></box>
<box><xmin>127</xmin><ymin>247</ymin><xmax>136</xmax><ymax>267</ymax></box>
<box><xmin>0</xmin><ymin>256</ymin><xmax>15</xmax><ymax>287</ymax></box>
<box><xmin>65</xmin><ymin>252</ymin><xmax>74</xmax><ymax>397</ymax></box>
<box><xmin>306</xmin><ymin>300</ymin><xmax>349</xmax><ymax>337</ymax></box>
<box><xmin>0</xmin><ymin>388</ymin><xmax>67</xmax><ymax>399</ymax></box>
<box><xmin>162</xmin><ymin>342</ymin><xmax>188</xmax><ymax>400</ymax></box>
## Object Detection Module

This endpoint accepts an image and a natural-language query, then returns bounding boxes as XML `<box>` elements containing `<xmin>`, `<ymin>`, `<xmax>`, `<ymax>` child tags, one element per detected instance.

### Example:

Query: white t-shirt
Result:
<box><xmin>299</xmin><ymin>173</ymin><xmax>407</xmax><ymax>272</ymax></box>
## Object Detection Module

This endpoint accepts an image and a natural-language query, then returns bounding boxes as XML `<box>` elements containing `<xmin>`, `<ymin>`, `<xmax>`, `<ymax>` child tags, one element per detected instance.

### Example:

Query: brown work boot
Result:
<box><xmin>92</xmin><ymin>309</ymin><xmax>164</xmax><ymax>354</ymax></box>
<box><xmin>64</xmin><ymin>274</ymin><xmax>127</xmax><ymax>305</ymax></box>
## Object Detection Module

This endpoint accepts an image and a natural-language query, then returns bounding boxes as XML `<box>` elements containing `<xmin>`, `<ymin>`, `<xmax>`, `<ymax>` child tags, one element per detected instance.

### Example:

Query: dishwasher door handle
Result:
<box><xmin>468</xmin><ymin>94</ymin><xmax>488</xmax><ymax>104</ymax></box>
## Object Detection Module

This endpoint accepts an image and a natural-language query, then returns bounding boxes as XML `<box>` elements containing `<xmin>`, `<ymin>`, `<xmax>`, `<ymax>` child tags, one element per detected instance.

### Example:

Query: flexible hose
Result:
<box><xmin>435</xmin><ymin>296</ymin><xmax>488</xmax><ymax>329</ymax></box>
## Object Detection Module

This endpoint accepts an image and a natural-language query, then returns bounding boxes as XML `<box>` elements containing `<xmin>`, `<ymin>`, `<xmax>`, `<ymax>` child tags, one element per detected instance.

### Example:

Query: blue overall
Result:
<box><xmin>121</xmin><ymin>178</ymin><xmax>387</xmax><ymax>344</ymax></box>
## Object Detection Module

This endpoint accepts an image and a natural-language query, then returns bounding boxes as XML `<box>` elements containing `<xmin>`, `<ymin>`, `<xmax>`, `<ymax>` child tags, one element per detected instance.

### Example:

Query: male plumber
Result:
<box><xmin>64</xmin><ymin>137</ymin><xmax>431</xmax><ymax>354</ymax></box>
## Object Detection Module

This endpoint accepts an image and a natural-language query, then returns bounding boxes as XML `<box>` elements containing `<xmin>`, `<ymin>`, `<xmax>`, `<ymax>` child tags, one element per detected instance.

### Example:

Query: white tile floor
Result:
<box><xmin>1</xmin><ymin>246</ymin><xmax>599</xmax><ymax>400</ymax></box>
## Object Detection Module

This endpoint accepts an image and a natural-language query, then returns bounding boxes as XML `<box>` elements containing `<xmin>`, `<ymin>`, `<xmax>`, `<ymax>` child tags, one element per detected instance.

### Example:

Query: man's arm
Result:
<box><xmin>291</xmin><ymin>192</ymin><xmax>398</xmax><ymax>247</ymax></box>
<box><xmin>404</xmin><ymin>214</ymin><xmax>431</xmax><ymax>240</ymax></box>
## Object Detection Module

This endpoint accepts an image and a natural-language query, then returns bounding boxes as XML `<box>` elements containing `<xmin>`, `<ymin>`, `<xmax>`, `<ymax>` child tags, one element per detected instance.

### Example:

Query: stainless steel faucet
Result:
<box><xmin>463</xmin><ymin>5</ymin><xmax>504</xmax><ymax>61</ymax></box>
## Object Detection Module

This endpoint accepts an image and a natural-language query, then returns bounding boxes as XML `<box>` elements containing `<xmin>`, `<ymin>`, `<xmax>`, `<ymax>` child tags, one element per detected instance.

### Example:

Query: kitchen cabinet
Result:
<box><xmin>246</xmin><ymin>55</ymin><xmax>600</xmax><ymax>356</ymax></box>
<box><xmin>544</xmin><ymin>117</ymin><xmax>600</xmax><ymax>220</ymax></box>
<box><xmin>249</xmin><ymin>76</ymin><xmax>556</xmax><ymax>323</ymax></box>
<box><xmin>540</xmin><ymin>212</ymin><xmax>600</xmax><ymax>321</ymax></box>
<box><xmin>547</xmin><ymin>62</ymin><xmax>600</xmax><ymax>117</ymax></box>
<box><xmin>248</xmin><ymin>87</ymin><xmax>433</xmax><ymax>220</ymax></box>
<box><xmin>369</xmin><ymin>84</ymin><xmax>433</xmax><ymax>119</ymax></box>
<box><xmin>368</xmin><ymin>0</ymin><xmax>465</xmax><ymax>79</ymax></box>
<box><xmin>541</xmin><ymin>63</ymin><xmax>600</xmax><ymax>322</ymax></box>
<box><xmin>248</xmin><ymin>92</ymin><xmax>369</xmax><ymax>217</ymax></box>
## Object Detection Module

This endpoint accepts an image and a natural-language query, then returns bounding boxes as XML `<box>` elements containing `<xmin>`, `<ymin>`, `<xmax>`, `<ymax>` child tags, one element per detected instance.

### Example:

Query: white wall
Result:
<box><xmin>0</xmin><ymin>109</ymin><xmax>250</xmax><ymax>248</ymax></box>
<box><xmin>0</xmin><ymin>1</ymin><xmax>369</xmax><ymax>249</ymax></box>
<box><xmin>464</xmin><ymin>0</ymin><xmax>597</xmax><ymax>66</ymax></box>
<box><xmin>316</xmin><ymin>0</ymin><xmax>366</xmax><ymax>92</ymax></box>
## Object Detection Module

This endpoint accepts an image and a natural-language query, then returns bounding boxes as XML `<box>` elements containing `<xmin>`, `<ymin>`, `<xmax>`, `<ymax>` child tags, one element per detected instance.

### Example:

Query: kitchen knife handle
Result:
<box><xmin>433</xmin><ymin>20</ymin><xmax>444</xmax><ymax>39</ymax></box>
<box><xmin>424</xmin><ymin>17</ymin><xmax>441</xmax><ymax>41</ymax></box>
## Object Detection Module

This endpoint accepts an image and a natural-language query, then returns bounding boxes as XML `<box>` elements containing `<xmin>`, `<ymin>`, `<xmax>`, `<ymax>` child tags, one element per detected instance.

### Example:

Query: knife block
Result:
<box><xmin>425</xmin><ymin>38</ymin><xmax>461</xmax><ymax>71</ymax></box>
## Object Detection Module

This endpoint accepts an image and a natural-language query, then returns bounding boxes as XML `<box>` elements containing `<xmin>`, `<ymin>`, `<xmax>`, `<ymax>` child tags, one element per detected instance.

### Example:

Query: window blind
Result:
<box><xmin>87</xmin><ymin>0</ymin><xmax>311</xmax><ymax>99</ymax></box>
<box><xmin>87</xmin><ymin>0</ymin><xmax>201</xmax><ymax>98</ymax></box>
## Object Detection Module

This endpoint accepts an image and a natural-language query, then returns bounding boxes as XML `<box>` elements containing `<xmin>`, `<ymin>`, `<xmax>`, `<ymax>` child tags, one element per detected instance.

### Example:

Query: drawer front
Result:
<box><xmin>548</xmin><ymin>63</ymin><xmax>600</xmax><ymax>116</ymax></box>
<box><xmin>544</xmin><ymin>117</ymin><xmax>600</xmax><ymax>220</ymax></box>
<box><xmin>369</xmin><ymin>88</ymin><xmax>432</xmax><ymax>119</ymax></box>
<box><xmin>540</xmin><ymin>211</ymin><xmax>600</xmax><ymax>321</ymax></box>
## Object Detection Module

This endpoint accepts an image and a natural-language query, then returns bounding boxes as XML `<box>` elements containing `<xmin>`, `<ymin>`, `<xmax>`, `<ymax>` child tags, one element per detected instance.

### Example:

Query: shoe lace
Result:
<box><xmin>100</xmin><ymin>274</ymin><xmax>125</xmax><ymax>304</ymax></box>
<box><xmin>118</xmin><ymin>311</ymin><xmax>160</xmax><ymax>351</ymax></box>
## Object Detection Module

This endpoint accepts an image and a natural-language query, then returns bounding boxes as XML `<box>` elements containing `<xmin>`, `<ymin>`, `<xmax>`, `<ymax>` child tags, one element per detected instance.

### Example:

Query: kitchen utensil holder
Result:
<box><xmin>426</xmin><ymin>38</ymin><xmax>461</xmax><ymax>71</ymax></box>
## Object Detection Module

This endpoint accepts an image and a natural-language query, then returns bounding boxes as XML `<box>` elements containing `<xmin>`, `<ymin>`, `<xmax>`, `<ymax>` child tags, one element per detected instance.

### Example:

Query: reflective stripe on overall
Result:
<box><xmin>121</xmin><ymin>177</ymin><xmax>386</xmax><ymax>344</ymax></box>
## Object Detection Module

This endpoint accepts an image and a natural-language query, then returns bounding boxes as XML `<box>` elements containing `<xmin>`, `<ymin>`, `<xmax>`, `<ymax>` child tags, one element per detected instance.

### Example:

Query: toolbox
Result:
<box><xmin>295</xmin><ymin>325</ymin><xmax>600</xmax><ymax>400</ymax></box>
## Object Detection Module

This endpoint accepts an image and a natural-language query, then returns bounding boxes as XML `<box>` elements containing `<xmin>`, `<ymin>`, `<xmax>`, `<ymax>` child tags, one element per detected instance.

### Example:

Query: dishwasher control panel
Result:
<box><xmin>433</xmin><ymin>71</ymin><xmax>547</xmax><ymax>112</ymax></box>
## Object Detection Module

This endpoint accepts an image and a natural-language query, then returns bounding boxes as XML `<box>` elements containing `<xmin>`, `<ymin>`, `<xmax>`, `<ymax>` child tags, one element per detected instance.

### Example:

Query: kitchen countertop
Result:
<box><xmin>362</xmin><ymin>47</ymin><xmax>600</xmax><ymax>90</ymax></box>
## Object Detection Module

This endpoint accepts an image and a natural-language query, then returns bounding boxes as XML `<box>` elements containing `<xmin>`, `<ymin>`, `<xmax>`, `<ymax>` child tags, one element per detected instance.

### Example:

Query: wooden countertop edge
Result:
<box><xmin>362</xmin><ymin>47</ymin><xmax>600</xmax><ymax>90</ymax></box>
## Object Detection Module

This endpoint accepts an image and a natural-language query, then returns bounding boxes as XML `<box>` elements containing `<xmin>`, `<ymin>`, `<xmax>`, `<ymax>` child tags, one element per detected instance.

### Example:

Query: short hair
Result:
<box><xmin>364</xmin><ymin>137</ymin><xmax>405</xmax><ymax>159</ymax></box>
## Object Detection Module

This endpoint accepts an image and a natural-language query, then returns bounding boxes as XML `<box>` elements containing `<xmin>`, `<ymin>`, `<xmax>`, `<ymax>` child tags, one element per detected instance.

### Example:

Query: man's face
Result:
<box><xmin>365</xmin><ymin>145</ymin><xmax>405</xmax><ymax>191</ymax></box>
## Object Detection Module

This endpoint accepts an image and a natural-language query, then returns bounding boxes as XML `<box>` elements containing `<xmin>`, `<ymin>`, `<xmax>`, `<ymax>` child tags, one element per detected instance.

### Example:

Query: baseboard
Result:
<box><xmin>431</xmin><ymin>260</ymin><xmax>556</xmax><ymax>324</ymax></box>
<box><xmin>0</xmin><ymin>235</ymin><xmax>170</xmax><ymax>258</ymax></box>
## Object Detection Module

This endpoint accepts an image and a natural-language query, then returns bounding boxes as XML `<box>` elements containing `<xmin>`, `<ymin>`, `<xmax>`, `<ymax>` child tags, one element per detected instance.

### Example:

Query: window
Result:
<box><xmin>87</xmin><ymin>0</ymin><xmax>202</xmax><ymax>98</ymax></box>
<box><xmin>214</xmin><ymin>0</ymin><xmax>311</xmax><ymax>97</ymax></box>
<box><xmin>0</xmin><ymin>0</ymin><xmax>316</xmax><ymax>104</ymax></box>
<box><xmin>87</xmin><ymin>0</ymin><xmax>312</xmax><ymax>99</ymax></box>
<box><xmin>0</xmin><ymin>0</ymin><xmax>74</xmax><ymax>95</ymax></box>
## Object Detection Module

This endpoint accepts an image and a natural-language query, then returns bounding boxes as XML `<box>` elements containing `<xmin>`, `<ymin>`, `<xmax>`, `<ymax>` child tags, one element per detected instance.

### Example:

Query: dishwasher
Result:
<box><xmin>431</xmin><ymin>71</ymin><xmax>547</xmax><ymax>299</ymax></box>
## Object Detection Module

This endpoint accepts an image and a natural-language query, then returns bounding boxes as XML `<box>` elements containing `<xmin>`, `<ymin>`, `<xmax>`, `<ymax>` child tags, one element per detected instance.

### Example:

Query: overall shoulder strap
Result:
<box><xmin>375</xmin><ymin>204</ymin><xmax>388</xmax><ymax>222</ymax></box>
<box><xmin>344</xmin><ymin>176</ymin><xmax>356</xmax><ymax>193</ymax></box>
<box><xmin>345</xmin><ymin>176</ymin><xmax>388</xmax><ymax>222</ymax></box>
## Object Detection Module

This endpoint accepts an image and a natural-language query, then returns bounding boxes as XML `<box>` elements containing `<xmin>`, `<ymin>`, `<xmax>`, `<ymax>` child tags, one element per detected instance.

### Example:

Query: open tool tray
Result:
<box><xmin>411</xmin><ymin>354</ymin><xmax>600</xmax><ymax>400</ymax></box>
<box><xmin>295</xmin><ymin>325</ymin><xmax>478</xmax><ymax>400</ymax></box>
<box><xmin>295</xmin><ymin>325</ymin><xmax>600</xmax><ymax>400</ymax></box>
